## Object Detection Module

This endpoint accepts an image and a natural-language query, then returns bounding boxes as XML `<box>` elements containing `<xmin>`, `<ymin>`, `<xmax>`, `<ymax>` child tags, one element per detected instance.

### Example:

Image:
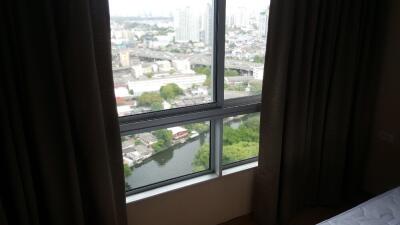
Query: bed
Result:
<box><xmin>317</xmin><ymin>187</ymin><xmax>400</xmax><ymax>225</ymax></box>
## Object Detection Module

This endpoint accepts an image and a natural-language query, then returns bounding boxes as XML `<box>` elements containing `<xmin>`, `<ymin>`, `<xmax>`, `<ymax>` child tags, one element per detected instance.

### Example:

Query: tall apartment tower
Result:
<box><xmin>174</xmin><ymin>6</ymin><xmax>200</xmax><ymax>43</ymax></box>
<box><xmin>259</xmin><ymin>11</ymin><xmax>268</xmax><ymax>37</ymax></box>
<box><xmin>203</xmin><ymin>3</ymin><xmax>213</xmax><ymax>46</ymax></box>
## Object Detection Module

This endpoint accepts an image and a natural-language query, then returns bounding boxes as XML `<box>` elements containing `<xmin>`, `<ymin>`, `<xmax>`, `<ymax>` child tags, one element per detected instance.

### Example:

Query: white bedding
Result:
<box><xmin>317</xmin><ymin>187</ymin><xmax>400</xmax><ymax>225</ymax></box>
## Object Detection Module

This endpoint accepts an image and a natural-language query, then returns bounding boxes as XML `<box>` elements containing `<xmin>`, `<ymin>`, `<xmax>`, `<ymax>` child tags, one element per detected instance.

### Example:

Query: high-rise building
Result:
<box><xmin>174</xmin><ymin>6</ymin><xmax>200</xmax><ymax>43</ymax></box>
<box><xmin>259</xmin><ymin>11</ymin><xmax>268</xmax><ymax>37</ymax></box>
<box><xmin>203</xmin><ymin>3</ymin><xmax>213</xmax><ymax>46</ymax></box>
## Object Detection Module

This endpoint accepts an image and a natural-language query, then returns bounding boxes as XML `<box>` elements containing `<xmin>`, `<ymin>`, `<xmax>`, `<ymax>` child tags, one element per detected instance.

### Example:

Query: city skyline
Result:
<box><xmin>109</xmin><ymin>0</ymin><xmax>270</xmax><ymax>17</ymax></box>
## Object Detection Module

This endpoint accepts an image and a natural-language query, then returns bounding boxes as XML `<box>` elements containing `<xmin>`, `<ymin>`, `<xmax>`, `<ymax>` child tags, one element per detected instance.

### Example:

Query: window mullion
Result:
<box><xmin>214</xmin><ymin>0</ymin><xmax>226</xmax><ymax>106</ymax></box>
<box><xmin>211</xmin><ymin>118</ymin><xmax>223</xmax><ymax>176</ymax></box>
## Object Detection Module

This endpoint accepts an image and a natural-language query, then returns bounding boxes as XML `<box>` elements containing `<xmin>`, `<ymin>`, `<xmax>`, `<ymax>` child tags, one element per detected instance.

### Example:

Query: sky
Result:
<box><xmin>109</xmin><ymin>0</ymin><xmax>270</xmax><ymax>17</ymax></box>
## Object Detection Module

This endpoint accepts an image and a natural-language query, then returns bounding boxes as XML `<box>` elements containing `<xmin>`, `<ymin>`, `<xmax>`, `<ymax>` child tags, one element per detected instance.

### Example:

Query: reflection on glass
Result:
<box><xmin>224</xmin><ymin>0</ymin><xmax>270</xmax><ymax>99</ymax></box>
<box><xmin>222</xmin><ymin>113</ymin><xmax>260</xmax><ymax>165</ymax></box>
<box><xmin>109</xmin><ymin>0</ymin><xmax>214</xmax><ymax>116</ymax></box>
<box><xmin>122</xmin><ymin>122</ymin><xmax>210</xmax><ymax>191</ymax></box>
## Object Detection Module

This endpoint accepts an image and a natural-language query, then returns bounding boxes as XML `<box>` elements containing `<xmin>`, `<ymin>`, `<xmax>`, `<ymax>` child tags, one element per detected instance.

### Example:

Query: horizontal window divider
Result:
<box><xmin>222</xmin><ymin>157</ymin><xmax>258</xmax><ymax>171</ymax></box>
<box><xmin>126</xmin><ymin>169</ymin><xmax>213</xmax><ymax>196</ymax></box>
<box><xmin>119</xmin><ymin>102</ymin><xmax>219</xmax><ymax>124</ymax></box>
<box><xmin>119</xmin><ymin>100</ymin><xmax>261</xmax><ymax>136</ymax></box>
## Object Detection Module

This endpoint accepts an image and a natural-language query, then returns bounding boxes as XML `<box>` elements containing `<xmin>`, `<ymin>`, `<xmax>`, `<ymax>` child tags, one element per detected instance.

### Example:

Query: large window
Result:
<box><xmin>110</xmin><ymin>0</ymin><xmax>270</xmax><ymax>194</ymax></box>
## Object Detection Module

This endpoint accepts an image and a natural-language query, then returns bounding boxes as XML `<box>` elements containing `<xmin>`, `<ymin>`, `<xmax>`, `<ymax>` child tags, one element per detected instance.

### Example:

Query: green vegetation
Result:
<box><xmin>250</xmin><ymin>81</ymin><xmax>263</xmax><ymax>95</ymax></box>
<box><xmin>224</xmin><ymin>69</ymin><xmax>240</xmax><ymax>77</ymax></box>
<box><xmin>194</xmin><ymin>66</ymin><xmax>211</xmax><ymax>87</ymax></box>
<box><xmin>160</xmin><ymin>83</ymin><xmax>184</xmax><ymax>100</ymax></box>
<box><xmin>223</xmin><ymin>142</ymin><xmax>259</xmax><ymax>165</ymax></box>
<box><xmin>144</xmin><ymin>72</ymin><xmax>154</xmax><ymax>78</ymax></box>
<box><xmin>124</xmin><ymin>164</ymin><xmax>133</xmax><ymax>191</ymax></box>
<box><xmin>152</xmin><ymin>130</ymin><xmax>173</xmax><ymax>153</ymax></box>
<box><xmin>192</xmin><ymin>115</ymin><xmax>260</xmax><ymax>171</ymax></box>
<box><xmin>184</xmin><ymin>123</ymin><xmax>209</xmax><ymax>133</ymax></box>
<box><xmin>124</xmin><ymin>164</ymin><xmax>132</xmax><ymax>177</ymax></box>
<box><xmin>192</xmin><ymin>144</ymin><xmax>210</xmax><ymax>172</ymax></box>
<box><xmin>253</xmin><ymin>55</ymin><xmax>265</xmax><ymax>64</ymax></box>
<box><xmin>137</xmin><ymin>92</ymin><xmax>163</xmax><ymax>110</ymax></box>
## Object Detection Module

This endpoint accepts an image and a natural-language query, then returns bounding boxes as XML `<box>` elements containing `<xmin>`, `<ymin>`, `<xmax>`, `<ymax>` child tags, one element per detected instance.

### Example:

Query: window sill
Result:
<box><xmin>125</xmin><ymin>161</ymin><xmax>258</xmax><ymax>204</ymax></box>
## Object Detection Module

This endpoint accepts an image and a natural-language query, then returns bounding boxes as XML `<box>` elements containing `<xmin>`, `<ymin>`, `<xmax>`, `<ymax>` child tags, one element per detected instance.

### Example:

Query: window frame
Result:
<box><xmin>118</xmin><ymin>0</ymin><xmax>263</xmax><ymax>196</ymax></box>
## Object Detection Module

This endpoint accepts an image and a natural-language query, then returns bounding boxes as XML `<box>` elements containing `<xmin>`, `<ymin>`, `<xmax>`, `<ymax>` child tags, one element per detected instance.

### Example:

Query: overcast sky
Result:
<box><xmin>109</xmin><ymin>0</ymin><xmax>270</xmax><ymax>17</ymax></box>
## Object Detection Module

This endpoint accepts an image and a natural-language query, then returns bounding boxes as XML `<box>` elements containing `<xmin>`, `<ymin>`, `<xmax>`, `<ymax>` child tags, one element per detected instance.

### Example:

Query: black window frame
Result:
<box><xmin>118</xmin><ymin>0</ymin><xmax>263</xmax><ymax>196</ymax></box>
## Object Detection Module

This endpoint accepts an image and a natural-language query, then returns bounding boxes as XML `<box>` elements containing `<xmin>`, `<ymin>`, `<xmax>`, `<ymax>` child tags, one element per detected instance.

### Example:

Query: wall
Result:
<box><xmin>126</xmin><ymin>169</ymin><xmax>255</xmax><ymax>225</ymax></box>
<box><xmin>363</xmin><ymin>0</ymin><xmax>400</xmax><ymax>194</ymax></box>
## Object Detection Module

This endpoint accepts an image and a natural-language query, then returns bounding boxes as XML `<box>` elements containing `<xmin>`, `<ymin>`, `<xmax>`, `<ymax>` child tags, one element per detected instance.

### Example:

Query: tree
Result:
<box><xmin>160</xmin><ymin>83</ymin><xmax>184</xmax><ymax>100</ymax></box>
<box><xmin>192</xmin><ymin>144</ymin><xmax>210</xmax><ymax>172</ymax></box>
<box><xmin>250</xmin><ymin>81</ymin><xmax>263</xmax><ymax>95</ymax></box>
<box><xmin>194</xmin><ymin>66</ymin><xmax>212</xmax><ymax>87</ymax></box>
<box><xmin>222</xmin><ymin>142</ymin><xmax>259</xmax><ymax>165</ymax></box>
<box><xmin>124</xmin><ymin>164</ymin><xmax>132</xmax><ymax>177</ymax></box>
<box><xmin>152</xmin><ymin>130</ymin><xmax>173</xmax><ymax>152</ymax></box>
<box><xmin>224</xmin><ymin>69</ymin><xmax>240</xmax><ymax>77</ymax></box>
<box><xmin>253</xmin><ymin>55</ymin><xmax>265</xmax><ymax>63</ymax></box>
<box><xmin>184</xmin><ymin>123</ymin><xmax>209</xmax><ymax>133</ymax></box>
<box><xmin>137</xmin><ymin>92</ymin><xmax>163</xmax><ymax>110</ymax></box>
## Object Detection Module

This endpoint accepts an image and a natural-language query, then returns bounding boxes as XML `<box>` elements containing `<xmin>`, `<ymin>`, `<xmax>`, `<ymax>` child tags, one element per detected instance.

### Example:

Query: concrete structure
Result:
<box><xmin>137</xmin><ymin>133</ymin><xmax>157</xmax><ymax>147</ymax></box>
<box><xmin>172</xmin><ymin>59</ymin><xmax>193</xmax><ymax>74</ymax></box>
<box><xmin>259</xmin><ymin>11</ymin><xmax>268</xmax><ymax>37</ymax></box>
<box><xmin>167</xmin><ymin>127</ymin><xmax>189</xmax><ymax>140</ymax></box>
<box><xmin>203</xmin><ymin>3</ymin><xmax>213</xmax><ymax>46</ymax></box>
<box><xmin>114</xmin><ymin>87</ymin><xmax>130</xmax><ymax>98</ymax></box>
<box><xmin>156</xmin><ymin>60</ymin><xmax>172</xmax><ymax>72</ymax></box>
<box><xmin>120</xmin><ymin>51</ymin><xmax>131</xmax><ymax>67</ymax></box>
<box><xmin>131</xmin><ymin>65</ymin><xmax>144</xmax><ymax>78</ymax></box>
<box><xmin>128</xmin><ymin>74</ymin><xmax>206</xmax><ymax>97</ymax></box>
<box><xmin>174</xmin><ymin>6</ymin><xmax>200</xmax><ymax>42</ymax></box>
<box><xmin>253</xmin><ymin>66</ymin><xmax>264</xmax><ymax>80</ymax></box>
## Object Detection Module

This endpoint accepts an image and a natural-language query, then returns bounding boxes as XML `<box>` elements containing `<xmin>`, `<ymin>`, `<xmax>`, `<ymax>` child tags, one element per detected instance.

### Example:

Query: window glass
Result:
<box><xmin>109</xmin><ymin>0</ymin><xmax>214</xmax><ymax>116</ymax></box>
<box><xmin>222</xmin><ymin>113</ymin><xmax>260</xmax><ymax>165</ymax></box>
<box><xmin>224</xmin><ymin>0</ymin><xmax>270</xmax><ymax>99</ymax></box>
<box><xmin>122</xmin><ymin>122</ymin><xmax>210</xmax><ymax>190</ymax></box>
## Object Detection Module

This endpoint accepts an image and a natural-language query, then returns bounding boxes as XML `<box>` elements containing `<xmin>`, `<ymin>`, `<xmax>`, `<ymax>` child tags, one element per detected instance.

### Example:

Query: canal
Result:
<box><xmin>125</xmin><ymin>119</ymin><xmax>243</xmax><ymax>190</ymax></box>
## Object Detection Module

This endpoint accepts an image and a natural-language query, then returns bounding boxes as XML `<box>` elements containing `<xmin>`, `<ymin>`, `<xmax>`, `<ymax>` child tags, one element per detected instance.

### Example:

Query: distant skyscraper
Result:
<box><xmin>174</xmin><ymin>6</ymin><xmax>200</xmax><ymax>42</ymax></box>
<box><xmin>203</xmin><ymin>3</ymin><xmax>213</xmax><ymax>46</ymax></box>
<box><xmin>259</xmin><ymin>11</ymin><xmax>268</xmax><ymax>37</ymax></box>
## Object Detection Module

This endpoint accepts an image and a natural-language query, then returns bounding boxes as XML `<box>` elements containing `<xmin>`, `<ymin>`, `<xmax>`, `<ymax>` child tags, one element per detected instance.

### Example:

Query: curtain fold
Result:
<box><xmin>0</xmin><ymin>0</ymin><xmax>127</xmax><ymax>224</ymax></box>
<box><xmin>254</xmin><ymin>0</ymin><xmax>378</xmax><ymax>224</ymax></box>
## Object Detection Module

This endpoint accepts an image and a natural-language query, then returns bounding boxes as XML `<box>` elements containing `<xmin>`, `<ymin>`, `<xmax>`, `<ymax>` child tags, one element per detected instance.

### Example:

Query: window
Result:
<box><xmin>110</xmin><ymin>0</ymin><xmax>269</xmax><ymax>195</ymax></box>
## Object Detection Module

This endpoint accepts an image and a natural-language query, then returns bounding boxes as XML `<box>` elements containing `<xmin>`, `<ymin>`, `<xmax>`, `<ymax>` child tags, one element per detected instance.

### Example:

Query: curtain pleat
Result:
<box><xmin>0</xmin><ymin>0</ymin><xmax>127</xmax><ymax>224</ymax></box>
<box><xmin>254</xmin><ymin>0</ymin><xmax>378</xmax><ymax>224</ymax></box>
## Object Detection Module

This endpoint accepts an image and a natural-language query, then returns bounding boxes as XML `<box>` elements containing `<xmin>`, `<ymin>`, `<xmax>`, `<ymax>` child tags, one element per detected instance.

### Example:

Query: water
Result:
<box><xmin>125</xmin><ymin>120</ymin><xmax>242</xmax><ymax>190</ymax></box>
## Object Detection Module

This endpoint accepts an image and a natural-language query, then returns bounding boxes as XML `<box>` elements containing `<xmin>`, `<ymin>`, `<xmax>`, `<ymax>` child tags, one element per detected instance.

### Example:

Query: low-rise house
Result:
<box><xmin>136</xmin><ymin>133</ymin><xmax>157</xmax><ymax>147</ymax></box>
<box><xmin>167</xmin><ymin>127</ymin><xmax>189</xmax><ymax>140</ymax></box>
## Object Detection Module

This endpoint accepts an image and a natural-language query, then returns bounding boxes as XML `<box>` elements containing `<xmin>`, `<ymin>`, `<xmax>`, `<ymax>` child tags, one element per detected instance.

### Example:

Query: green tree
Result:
<box><xmin>253</xmin><ymin>55</ymin><xmax>265</xmax><ymax>63</ymax></box>
<box><xmin>222</xmin><ymin>142</ymin><xmax>259</xmax><ymax>165</ymax></box>
<box><xmin>250</xmin><ymin>81</ymin><xmax>263</xmax><ymax>95</ymax></box>
<box><xmin>184</xmin><ymin>123</ymin><xmax>209</xmax><ymax>133</ymax></box>
<box><xmin>152</xmin><ymin>130</ymin><xmax>173</xmax><ymax>152</ymax></box>
<box><xmin>194</xmin><ymin>66</ymin><xmax>212</xmax><ymax>87</ymax></box>
<box><xmin>192</xmin><ymin>144</ymin><xmax>210</xmax><ymax>172</ymax></box>
<box><xmin>160</xmin><ymin>83</ymin><xmax>184</xmax><ymax>100</ymax></box>
<box><xmin>192</xmin><ymin>115</ymin><xmax>260</xmax><ymax>171</ymax></box>
<box><xmin>224</xmin><ymin>69</ymin><xmax>240</xmax><ymax>77</ymax></box>
<box><xmin>137</xmin><ymin>92</ymin><xmax>163</xmax><ymax>110</ymax></box>
<box><xmin>124</xmin><ymin>164</ymin><xmax>132</xmax><ymax>177</ymax></box>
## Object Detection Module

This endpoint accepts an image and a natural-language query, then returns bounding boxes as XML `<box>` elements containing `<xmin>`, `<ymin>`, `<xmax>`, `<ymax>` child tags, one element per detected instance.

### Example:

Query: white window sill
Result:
<box><xmin>125</xmin><ymin>161</ymin><xmax>258</xmax><ymax>204</ymax></box>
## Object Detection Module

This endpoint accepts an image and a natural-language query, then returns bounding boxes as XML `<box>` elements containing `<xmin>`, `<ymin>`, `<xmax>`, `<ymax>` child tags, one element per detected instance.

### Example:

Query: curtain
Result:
<box><xmin>253</xmin><ymin>0</ymin><xmax>378</xmax><ymax>224</ymax></box>
<box><xmin>0</xmin><ymin>0</ymin><xmax>127</xmax><ymax>224</ymax></box>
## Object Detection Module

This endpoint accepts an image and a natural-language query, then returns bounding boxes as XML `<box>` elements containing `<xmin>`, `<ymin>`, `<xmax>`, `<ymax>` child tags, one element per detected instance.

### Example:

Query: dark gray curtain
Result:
<box><xmin>254</xmin><ymin>0</ymin><xmax>379</xmax><ymax>224</ymax></box>
<box><xmin>0</xmin><ymin>0</ymin><xmax>127</xmax><ymax>224</ymax></box>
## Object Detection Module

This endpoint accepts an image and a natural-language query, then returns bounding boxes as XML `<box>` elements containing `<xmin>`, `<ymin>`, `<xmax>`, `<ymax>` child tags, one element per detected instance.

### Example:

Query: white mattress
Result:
<box><xmin>317</xmin><ymin>187</ymin><xmax>400</xmax><ymax>225</ymax></box>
